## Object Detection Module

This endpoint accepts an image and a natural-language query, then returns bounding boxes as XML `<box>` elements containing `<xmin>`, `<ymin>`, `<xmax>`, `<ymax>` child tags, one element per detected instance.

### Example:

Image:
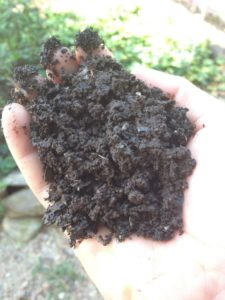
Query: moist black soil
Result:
<box><xmin>12</xmin><ymin>65</ymin><xmax>40</xmax><ymax>104</ymax></box>
<box><xmin>13</xmin><ymin>30</ymin><xmax>196</xmax><ymax>246</ymax></box>
<box><xmin>13</xmin><ymin>65</ymin><xmax>39</xmax><ymax>88</ymax></box>
<box><xmin>75</xmin><ymin>28</ymin><xmax>104</xmax><ymax>53</ymax></box>
<box><xmin>40</xmin><ymin>37</ymin><xmax>62</xmax><ymax>69</ymax></box>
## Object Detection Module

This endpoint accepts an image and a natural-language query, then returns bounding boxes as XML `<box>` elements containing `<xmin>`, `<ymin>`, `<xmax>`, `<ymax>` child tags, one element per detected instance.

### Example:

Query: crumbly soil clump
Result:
<box><xmin>13</xmin><ymin>65</ymin><xmax>39</xmax><ymax>87</ymax></box>
<box><xmin>75</xmin><ymin>27</ymin><xmax>104</xmax><ymax>53</ymax></box>
<box><xmin>40</xmin><ymin>37</ymin><xmax>62</xmax><ymax>69</ymax></box>
<box><xmin>13</xmin><ymin>30</ymin><xmax>196</xmax><ymax>246</ymax></box>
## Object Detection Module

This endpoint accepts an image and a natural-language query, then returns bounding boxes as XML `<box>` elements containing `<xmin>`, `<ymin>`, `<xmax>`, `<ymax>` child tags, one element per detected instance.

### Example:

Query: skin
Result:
<box><xmin>2</xmin><ymin>67</ymin><xmax>225</xmax><ymax>300</ymax></box>
<box><xmin>14</xmin><ymin>73</ymin><xmax>45</xmax><ymax>101</ymax></box>
<box><xmin>46</xmin><ymin>47</ymin><xmax>79</xmax><ymax>84</ymax></box>
<box><xmin>75</xmin><ymin>44</ymin><xmax>113</xmax><ymax>65</ymax></box>
<box><xmin>46</xmin><ymin>44</ymin><xmax>112</xmax><ymax>84</ymax></box>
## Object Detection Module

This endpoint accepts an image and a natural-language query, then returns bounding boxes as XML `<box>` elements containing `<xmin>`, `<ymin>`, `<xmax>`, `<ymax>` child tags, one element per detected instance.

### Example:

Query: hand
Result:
<box><xmin>2</xmin><ymin>68</ymin><xmax>225</xmax><ymax>300</ymax></box>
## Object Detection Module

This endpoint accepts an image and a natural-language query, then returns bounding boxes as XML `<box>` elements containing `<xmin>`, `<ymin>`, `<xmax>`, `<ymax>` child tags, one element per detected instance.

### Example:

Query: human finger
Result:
<box><xmin>75</xmin><ymin>44</ymin><xmax>113</xmax><ymax>65</ymax></box>
<box><xmin>2</xmin><ymin>103</ymin><xmax>48</xmax><ymax>207</ymax></box>
<box><xmin>75</xmin><ymin>28</ymin><xmax>113</xmax><ymax>64</ymax></box>
<box><xmin>13</xmin><ymin>65</ymin><xmax>45</xmax><ymax>105</ymax></box>
<box><xmin>40</xmin><ymin>37</ymin><xmax>78</xmax><ymax>84</ymax></box>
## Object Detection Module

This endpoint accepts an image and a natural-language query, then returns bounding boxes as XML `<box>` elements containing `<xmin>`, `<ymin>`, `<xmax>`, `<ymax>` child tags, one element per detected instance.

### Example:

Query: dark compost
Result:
<box><xmin>13</xmin><ymin>28</ymin><xmax>196</xmax><ymax>246</ymax></box>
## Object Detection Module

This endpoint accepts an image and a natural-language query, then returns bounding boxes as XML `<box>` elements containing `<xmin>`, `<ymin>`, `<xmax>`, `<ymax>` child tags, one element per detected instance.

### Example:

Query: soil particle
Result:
<box><xmin>13</xmin><ymin>29</ymin><xmax>196</xmax><ymax>246</ymax></box>
<box><xmin>75</xmin><ymin>27</ymin><xmax>104</xmax><ymax>53</ymax></box>
<box><xmin>61</xmin><ymin>47</ymin><xmax>68</xmax><ymax>54</ymax></box>
<box><xmin>40</xmin><ymin>37</ymin><xmax>62</xmax><ymax>69</ymax></box>
<box><xmin>13</xmin><ymin>65</ymin><xmax>45</xmax><ymax>104</ymax></box>
<box><xmin>21</xmin><ymin>125</ymin><xmax>28</xmax><ymax>135</ymax></box>
<box><xmin>13</xmin><ymin>65</ymin><xmax>39</xmax><ymax>89</ymax></box>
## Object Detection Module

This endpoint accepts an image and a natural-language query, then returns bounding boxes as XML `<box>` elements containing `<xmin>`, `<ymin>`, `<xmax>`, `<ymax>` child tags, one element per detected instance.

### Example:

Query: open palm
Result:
<box><xmin>2</xmin><ymin>68</ymin><xmax>225</xmax><ymax>300</ymax></box>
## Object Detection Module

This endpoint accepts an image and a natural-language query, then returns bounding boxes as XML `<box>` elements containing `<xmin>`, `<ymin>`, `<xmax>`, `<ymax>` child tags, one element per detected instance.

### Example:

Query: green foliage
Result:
<box><xmin>150</xmin><ymin>39</ymin><xmax>225</xmax><ymax>94</ymax></box>
<box><xmin>95</xmin><ymin>10</ymin><xmax>225</xmax><ymax>95</ymax></box>
<box><xmin>44</xmin><ymin>11</ymin><xmax>81</xmax><ymax>45</ymax></box>
<box><xmin>185</xmin><ymin>42</ymin><xmax>225</xmax><ymax>94</ymax></box>
<box><xmin>0</xmin><ymin>130</ymin><xmax>17</xmax><ymax>178</ymax></box>
<box><xmin>0</xmin><ymin>154</ymin><xmax>16</xmax><ymax>177</ymax></box>
<box><xmin>0</xmin><ymin>0</ymin><xmax>82</xmax><ymax>95</ymax></box>
<box><xmin>0</xmin><ymin>95</ymin><xmax>16</xmax><ymax>177</ymax></box>
<box><xmin>0</xmin><ymin>0</ymin><xmax>45</xmax><ymax>85</ymax></box>
<box><xmin>95</xmin><ymin>6</ymin><xmax>150</xmax><ymax>70</ymax></box>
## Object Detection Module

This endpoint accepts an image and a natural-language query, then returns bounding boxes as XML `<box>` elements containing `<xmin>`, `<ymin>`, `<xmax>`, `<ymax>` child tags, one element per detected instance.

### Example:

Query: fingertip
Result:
<box><xmin>131</xmin><ymin>65</ymin><xmax>147</xmax><ymax>77</ymax></box>
<box><xmin>75</xmin><ymin>45</ymin><xmax>113</xmax><ymax>65</ymax></box>
<box><xmin>75</xmin><ymin>46</ymin><xmax>87</xmax><ymax>65</ymax></box>
<box><xmin>2</xmin><ymin>103</ymin><xmax>30</xmax><ymax>131</ymax></box>
<box><xmin>94</xmin><ymin>44</ymin><xmax>113</xmax><ymax>58</ymax></box>
<box><xmin>132</xmin><ymin>66</ymin><xmax>181</xmax><ymax>97</ymax></box>
<box><xmin>2</xmin><ymin>103</ymin><xmax>33</xmax><ymax>160</ymax></box>
<box><xmin>2</xmin><ymin>103</ymin><xmax>48</xmax><ymax>205</ymax></box>
<box><xmin>132</xmin><ymin>65</ymin><xmax>154</xmax><ymax>80</ymax></box>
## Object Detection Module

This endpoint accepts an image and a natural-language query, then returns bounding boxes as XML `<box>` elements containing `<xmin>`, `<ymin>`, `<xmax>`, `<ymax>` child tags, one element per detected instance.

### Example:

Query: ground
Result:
<box><xmin>0</xmin><ymin>226</ymin><xmax>102</xmax><ymax>300</ymax></box>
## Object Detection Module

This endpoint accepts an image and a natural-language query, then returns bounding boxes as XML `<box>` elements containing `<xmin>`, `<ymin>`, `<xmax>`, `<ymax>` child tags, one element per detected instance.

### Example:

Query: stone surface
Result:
<box><xmin>2</xmin><ymin>217</ymin><xmax>42</xmax><ymax>243</ymax></box>
<box><xmin>2</xmin><ymin>171</ymin><xmax>27</xmax><ymax>187</ymax></box>
<box><xmin>0</xmin><ymin>227</ymin><xmax>102</xmax><ymax>299</ymax></box>
<box><xmin>3</xmin><ymin>189</ymin><xmax>45</xmax><ymax>217</ymax></box>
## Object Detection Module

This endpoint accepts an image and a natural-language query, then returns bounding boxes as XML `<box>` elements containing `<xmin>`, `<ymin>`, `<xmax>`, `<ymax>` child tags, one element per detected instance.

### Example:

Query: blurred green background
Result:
<box><xmin>0</xmin><ymin>0</ymin><xmax>225</xmax><ymax>179</ymax></box>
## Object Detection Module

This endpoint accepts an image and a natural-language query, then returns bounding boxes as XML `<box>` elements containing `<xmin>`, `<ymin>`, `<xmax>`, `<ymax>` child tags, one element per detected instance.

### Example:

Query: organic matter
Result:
<box><xmin>13</xmin><ymin>28</ymin><xmax>196</xmax><ymax>246</ymax></box>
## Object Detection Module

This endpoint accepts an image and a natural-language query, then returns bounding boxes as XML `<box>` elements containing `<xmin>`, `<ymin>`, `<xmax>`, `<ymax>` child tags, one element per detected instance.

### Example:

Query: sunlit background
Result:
<box><xmin>0</xmin><ymin>0</ymin><xmax>224</xmax><ymax>299</ymax></box>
